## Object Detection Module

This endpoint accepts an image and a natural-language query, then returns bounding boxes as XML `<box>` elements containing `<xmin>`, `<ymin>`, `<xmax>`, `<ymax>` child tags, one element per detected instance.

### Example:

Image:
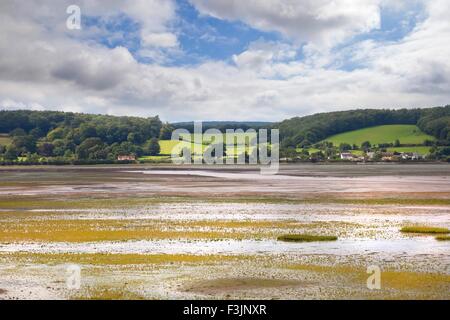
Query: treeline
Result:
<box><xmin>0</xmin><ymin>110</ymin><xmax>171</xmax><ymax>162</ymax></box>
<box><xmin>1</xmin><ymin>106</ymin><xmax>449</xmax><ymax>164</ymax></box>
<box><xmin>278</xmin><ymin>106</ymin><xmax>450</xmax><ymax>148</ymax></box>
<box><xmin>416</xmin><ymin>106</ymin><xmax>450</xmax><ymax>141</ymax></box>
<box><xmin>172</xmin><ymin>121</ymin><xmax>273</xmax><ymax>133</ymax></box>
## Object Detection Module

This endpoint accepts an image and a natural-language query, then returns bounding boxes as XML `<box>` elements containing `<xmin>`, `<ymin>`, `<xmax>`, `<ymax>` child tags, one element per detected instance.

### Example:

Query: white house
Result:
<box><xmin>117</xmin><ymin>155</ymin><xmax>136</xmax><ymax>161</ymax></box>
<box><xmin>340</xmin><ymin>152</ymin><xmax>354</xmax><ymax>160</ymax></box>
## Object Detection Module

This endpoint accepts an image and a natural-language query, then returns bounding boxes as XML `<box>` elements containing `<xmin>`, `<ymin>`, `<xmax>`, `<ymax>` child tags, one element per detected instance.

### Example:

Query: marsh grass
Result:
<box><xmin>0</xmin><ymin>252</ymin><xmax>247</xmax><ymax>266</ymax></box>
<box><xmin>72</xmin><ymin>286</ymin><xmax>146</xmax><ymax>300</ymax></box>
<box><xmin>400</xmin><ymin>226</ymin><xmax>450</xmax><ymax>234</ymax></box>
<box><xmin>0</xmin><ymin>218</ymin><xmax>303</xmax><ymax>242</ymax></box>
<box><xmin>184</xmin><ymin>278</ymin><xmax>300</xmax><ymax>294</ymax></box>
<box><xmin>0</xmin><ymin>217</ymin><xmax>357</xmax><ymax>242</ymax></box>
<box><xmin>2</xmin><ymin>194</ymin><xmax>450</xmax><ymax>211</ymax></box>
<box><xmin>286</xmin><ymin>263</ymin><xmax>450</xmax><ymax>293</ymax></box>
<box><xmin>277</xmin><ymin>234</ymin><xmax>338</xmax><ymax>242</ymax></box>
<box><xmin>435</xmin><ymin>235</ymin><xmax>450</xmax><ymax>241</ymax></box>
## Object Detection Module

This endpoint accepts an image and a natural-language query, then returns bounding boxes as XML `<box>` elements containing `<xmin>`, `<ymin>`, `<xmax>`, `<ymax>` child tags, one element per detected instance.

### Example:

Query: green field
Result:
<box><xmin>296</xmin><ymin>148</ymin><xmax>320</xmax><ymax>155</ymax></box>
<box><xmin>159</xmin><ymin>140</ymin><xmax>195</xmax><ymax>155</ymax></box>
<box><xmin>158</xmin><ymin>139</ymin><xmax>258</xmax><ymax>158</ymax></box>
<box><xmin>350</xmin><ymin>150</ymin><xmax>364</xmax><ymax>156</ymax></box>
<box><xmin>386</xmin><ymin>146</ymin><xmax>431</xmax><ymax>154</ymax></box>
<box><xmin>161</xmin><ymin>132</ymin><xmax>259</xmax><ymax>158</ymax></box>
<box><xmin>324</xmin><ymin>125</ymin><xmax>434</xmax><ymax>146</ymax></box>
<box><xmin>0</xmin><ymin>134</ymin><xmax>11</xmax><ymax>146</ymax></box>
<box><xmin>179</xmin><ymin>132</ymin><xmax>258</xmax><ymax>144</ymax></box>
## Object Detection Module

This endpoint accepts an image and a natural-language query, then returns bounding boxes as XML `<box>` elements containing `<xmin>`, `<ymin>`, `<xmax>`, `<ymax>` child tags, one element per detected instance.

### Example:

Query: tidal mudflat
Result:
<box><xmin>0</xmin><ymin>164</ymin><xmax>449</xmax><ymax>299</ymax></box>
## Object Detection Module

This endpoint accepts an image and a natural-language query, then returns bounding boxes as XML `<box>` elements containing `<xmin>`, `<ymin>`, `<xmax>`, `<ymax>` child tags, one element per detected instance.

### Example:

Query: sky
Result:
<box><xmin>0</xmin><ymin>0</ymin><xmax>449</xmax><ymax>122</ymax></box>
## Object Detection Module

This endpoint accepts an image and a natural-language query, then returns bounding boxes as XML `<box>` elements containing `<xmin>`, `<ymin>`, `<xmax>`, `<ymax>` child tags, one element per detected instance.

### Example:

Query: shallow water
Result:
<box><xmin>1</xmin><ymin>165</ymin><xmax>450</xmax><ymax>195</ymax></box>
<box><xmin>1</xmin><ymin>238</ymin><xmax>448</xmax><ymax>260</ymax></box>
<box><xmin>0</xmin><ymin>166</ymin><xmax>449</xmax><ymax>299</ymax></box>
<box><xmin>19</xmin><ymin>202</ymin><xmax>450</xmax><ymax>226</ymax></box>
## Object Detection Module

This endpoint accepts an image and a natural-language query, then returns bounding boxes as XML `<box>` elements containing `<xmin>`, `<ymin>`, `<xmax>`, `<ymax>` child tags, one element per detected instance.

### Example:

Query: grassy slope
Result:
<box><xmin>324</xmin><ymin>125</ymin><xmax>434</xmax><ymax>146</ymax></box>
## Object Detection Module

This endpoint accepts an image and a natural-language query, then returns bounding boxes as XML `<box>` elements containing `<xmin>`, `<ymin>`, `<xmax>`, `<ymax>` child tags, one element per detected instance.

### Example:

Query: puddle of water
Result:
<box><xmin>18</xmin><ymin>203</ymin><xmax>450</xmax><ymax>226</ymax></box>
<box><xmin>1</xmin><ymin>238</ymin><xmax>448</xmax><ymax>258</ymax></box>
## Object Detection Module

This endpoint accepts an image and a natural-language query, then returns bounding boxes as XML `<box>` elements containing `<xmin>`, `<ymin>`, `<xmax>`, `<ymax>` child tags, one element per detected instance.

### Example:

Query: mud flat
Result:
<box><xmin>0</xmin><ymin>165</ymin><xmax>449</xmax><ymax>299</ymax></box>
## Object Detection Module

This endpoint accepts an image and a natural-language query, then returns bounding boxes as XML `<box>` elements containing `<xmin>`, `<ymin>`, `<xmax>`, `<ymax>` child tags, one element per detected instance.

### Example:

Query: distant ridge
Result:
<box><xmin>277</xmin><ymin>106</ymin><xmax>450</xmax><ymax>147</ymax></box>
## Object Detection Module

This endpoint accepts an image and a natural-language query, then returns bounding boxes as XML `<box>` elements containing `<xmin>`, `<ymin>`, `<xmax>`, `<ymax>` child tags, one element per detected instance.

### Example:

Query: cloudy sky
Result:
<box><xmin>0</xmin><ymin>0</ymin><xmax>449</xmax><ymax>121</ymax></box>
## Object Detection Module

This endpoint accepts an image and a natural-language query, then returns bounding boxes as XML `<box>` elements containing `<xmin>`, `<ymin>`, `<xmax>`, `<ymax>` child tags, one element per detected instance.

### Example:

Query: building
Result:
<box><xmin>381</xmin><ymin>152</ymin><xmax>398</xmax><ymax>161</ymax></box>
<box><xmin>340</xmin><ymin>152</ymin><xmax>354</xmax><ymax>160</ymax></box>
<box><xmin>366</xmin><ymin>152</ymin><xmax>375</xmax><ymax>160</ymax></box>
<box><xmin>401</xmin><ymin>152</ymin><xmax>421</xmax><ymax>160</ymax></box>
<box><xmin>117</xmin><ymin>155</ymin><xmax>136</xmax><ymax>161</ymax></box>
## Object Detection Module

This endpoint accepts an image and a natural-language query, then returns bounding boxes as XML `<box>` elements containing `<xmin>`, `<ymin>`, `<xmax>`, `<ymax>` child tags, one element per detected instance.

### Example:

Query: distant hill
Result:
<box><xmin>324</xmin><ymin>125</ymin><xmax>434</xmax><ymax>146</ymax></box>
<box><xmin>172</xmin><ymin>121</ymin><xmax>273</xmax><ymax>132</ymax></box>
<box><xmin>0</xmin><ymin>106</ymin><xmax>449</xmax><ymax>163</ymax></box>
<box><xmin>277</xmin><ymin>106</ymin><xmax>450</xmax><ymax>148</ymax></box>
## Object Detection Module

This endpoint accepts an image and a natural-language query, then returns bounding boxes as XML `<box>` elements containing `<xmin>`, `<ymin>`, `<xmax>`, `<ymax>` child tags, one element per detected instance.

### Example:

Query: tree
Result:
<box><xmin>26</xmin><ymin>153</ymin><xmax>40</xmax><ymax>163</ymax></box>
<box><xmin>361</xmin><ymin>141</ymin><xmax>371</xmax><ymax>151</ymax></box>
<box><xmin>280</xmin><ymin>147</ymin><xmax>297</xmax><ymax>160</ymax></box>
<box><xmin>0</xmin><ymin>110</ymin><xmax>164</xmax><ymax>162</ymax></box>
<box><xmin>160</xmin><ymin>123</ymin><xmax>174</xmax><ymax>140</ymax></box>
<box><xmin>127</xmin><ymin>132</ymin><xmax>144</xmax><ymax>144</ymax></box>
<box><xmin>9</xmin><ymin>128</ymin><xmax>26</xmax><ymax>137</ymax></box>
<box><xmin>339</xmin><ymin>143</ymin><xmax>352</xmax><ymax>152</ymax></box>
<box><xmin>12</xmin><ymin>135</ymin><xmax>37</xmax><ymax>153</ymax></box>
<box><xmin>30</xmin><ymin>127</ymin><xmax>45</xmax><ymax>139</ymax></box>
<box><xmin>372</xmin><ymin>152</ymin><xmax>382</xmax><ymax>162</ymax></box>
<box><xmin>324</xmin><ymin>147</ymin><xmax>336</xmax><ymax>159</ymax></box>
<box><xmin>47</xmin><ymin>127</ymin><xmax>66</xmax><ymax>141</ymax></box>
<box><xmin>4</xmin><ymin>145</ymin><xmax>19</xmax><ymax>160</ymax></box>
<box><xmin>147</xmin><ymin>138</ymin><xmax>160</xmax><ymax>156</ymax></box>
<box><xmin>310</xmin><ymin>151</ymin><xmax>325</xmax><ymax>162</ymax></box>
<box><xmin>394</xmin><ymin>139</ymin><xmax>400</xmax><ymax>147</ymax></box>
<box><xmin>281</xmin><ymin>137</ymin><xmax>296</xmax><ymax>149</ymax></box>
<box><xmin>76</xmin><ymin>138</ymin><xmax>106</xmax><ymax>159</ymax></box>
<box><xmin>37</xmin><ymin>143</ymin><xmax>55</xmax><ymax>157</ymax></box>
<box><xmin>79</xmin><ymin>124</ymin><xmax>97</xmax><ymax>141</ymax></box>
<box><xmin>64</xmin><ymin>150</ymin><xmax>74</xmax><ymax>158</ymax></box>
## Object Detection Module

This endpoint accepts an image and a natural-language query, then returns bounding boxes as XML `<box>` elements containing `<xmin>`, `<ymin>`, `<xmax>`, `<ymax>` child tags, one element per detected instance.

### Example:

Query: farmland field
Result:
<box><xmin>179</xmin><ymin>132</ymin><xmax>258</xmax><ymax>143</ymax></box>
<box><xmin>156</xmin><ymin>131</ymin><xmax>260</xmax><ymax>159</ymax></box>
<box><xmin>386</xmin><ymin>146</ymin><xmax>432</xmax><ymax>154</ymax></box>
<box><xmin>0</xmin><ymin>134</ymin><xmax>11</xmax><ymax>146</ymax></box>
<box><xmin>0</xmin><ymin>164</ymin><xmax>449</xmax><ymax>300</ymax></box>
<box><xmin>324</xmin><ymin>125</ymin><xmax>434</xmax><ymax>146</ymax></box>
<box><xmin>159</xmin><ymin>140</ymin><xmax>194</xmax><ymax>155</ymax></box>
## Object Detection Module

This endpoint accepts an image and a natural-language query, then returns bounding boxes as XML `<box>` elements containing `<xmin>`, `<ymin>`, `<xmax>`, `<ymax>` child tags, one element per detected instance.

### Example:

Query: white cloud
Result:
<box><xmin>142</xmin><ymin>32</ymin><xmax>178</xmax><ymax>48</ymax></box>
<box><xmin>190</xmin><ymin>0</ymin><xmax>382</xmax><ymax>47</ymax></box>
<box><xmin>0</xmin><ymin>0</ymin><xmax>449</xmax><ymax>122</ymax></box>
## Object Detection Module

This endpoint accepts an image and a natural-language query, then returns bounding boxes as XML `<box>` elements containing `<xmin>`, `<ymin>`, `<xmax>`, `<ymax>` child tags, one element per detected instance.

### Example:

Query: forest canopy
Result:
<box><xmin>0</xmin><ymin>110</ymin><xmax>164</xmax><ymax>162</ymax></box>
